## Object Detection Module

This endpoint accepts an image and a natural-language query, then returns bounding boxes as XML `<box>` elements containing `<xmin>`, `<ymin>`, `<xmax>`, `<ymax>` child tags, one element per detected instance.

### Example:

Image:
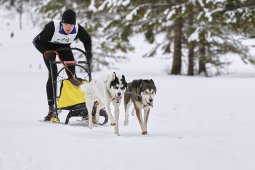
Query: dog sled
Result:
<box><xmin>44</xmin><ymin>47</ymin><xmax>108</xmax><ymax>125</ymax></box>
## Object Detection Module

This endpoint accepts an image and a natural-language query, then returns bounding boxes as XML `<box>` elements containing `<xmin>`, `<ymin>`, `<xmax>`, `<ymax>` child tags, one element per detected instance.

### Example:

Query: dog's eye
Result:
<box><xmin>114</xmin><ymin>86</ymin><xmax>118</xmax><ymax>89</ymax></box>
<box><xmin>121</xmin><ymin>87</ymin><xmax>125</xmax><ymax>90</ymax></box>
<box><xmin>145</xmin><ymin>92</ymin><xmax>149</xmax><ymax>95</ymax></box>
<box><xmin>151</xmin><ymin>91</ymin><xmax>155</xmax><ymax>95</ymax></box>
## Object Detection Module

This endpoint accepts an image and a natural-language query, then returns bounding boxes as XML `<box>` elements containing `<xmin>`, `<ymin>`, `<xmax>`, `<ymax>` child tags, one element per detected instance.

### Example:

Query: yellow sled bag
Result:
<box><xmin>58</xmin><ymin>79</ymin><xmax>87</xmax><ymax>109</ymax></box>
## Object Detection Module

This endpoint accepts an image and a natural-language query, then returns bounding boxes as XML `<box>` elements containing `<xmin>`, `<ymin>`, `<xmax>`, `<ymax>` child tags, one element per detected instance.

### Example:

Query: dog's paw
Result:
<box><xmin>142</xmin><ymin>131</ymin><xmax>148</xmax><ymax>135</ymax></box>
<box><xmin>88</xmin><ymin>123</ymin><xmax>93</xmax><ymax>129</ymax></box>
<box><xmin>110</xmin><ymin>120</ymin><xmax>116</xmax><ymax>126</ymax></box>
<box><xmin>114</xmin><ymin>126</ymin><xmax>120</xmax><ymax>136</ymax></box>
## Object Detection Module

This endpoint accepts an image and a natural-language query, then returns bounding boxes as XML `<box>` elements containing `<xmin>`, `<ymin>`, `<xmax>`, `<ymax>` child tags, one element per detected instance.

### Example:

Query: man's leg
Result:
<box><xmin>34</xmin><ymin>42</ymin><xmax>59</xmax><ymax>120</ymax></box>
<box><xmin>43</xmin><ymin>54</ymin><xmax>58</xmax><ymax>120</ymax></box>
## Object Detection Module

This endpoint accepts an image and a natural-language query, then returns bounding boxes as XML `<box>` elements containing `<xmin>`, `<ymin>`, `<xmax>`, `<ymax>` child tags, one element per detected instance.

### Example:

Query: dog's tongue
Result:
<box><xmin>115</xmin><ymin>96</ymin><xmax>122</xmax><ymax>103</ymax></box>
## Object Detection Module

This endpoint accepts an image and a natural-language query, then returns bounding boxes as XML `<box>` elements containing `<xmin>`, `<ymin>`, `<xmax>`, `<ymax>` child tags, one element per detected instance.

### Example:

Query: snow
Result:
<box><xmin>164</xmin><ymin>9</ymin><xmax>176</xmax><ymax>20</ymax></box>
<box><xmin>88</xmin><ymin>0</ymin><xmax>97</xmax><ymax>12</ymax></box>
<box><xmin>126</xmin><ymin>6</ymin><xmax>140</xmax><ymax>21</ymax></box>
<box><xmin>1</xmin><ymin>11</ymin><xmax>255</xmax><ymax>170</ymax></box>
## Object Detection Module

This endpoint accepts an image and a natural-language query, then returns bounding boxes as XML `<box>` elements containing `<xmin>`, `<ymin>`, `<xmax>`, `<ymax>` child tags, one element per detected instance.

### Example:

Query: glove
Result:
<box><xmin>86</xmin><ymin>51</ymin><xmax>93</xmax><ymax>61</ymax></box>
<box><xmin>44</xmin><ymin>51</ymin><xmax>56</xmax><ymax>61</ymax></box>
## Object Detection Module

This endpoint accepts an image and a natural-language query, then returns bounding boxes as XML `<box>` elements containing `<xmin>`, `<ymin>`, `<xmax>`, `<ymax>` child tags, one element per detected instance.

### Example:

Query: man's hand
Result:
<box><xmin>86</xmin><ymin>51</ymin><xmax>93</xmax><ymax>61</ymax></box>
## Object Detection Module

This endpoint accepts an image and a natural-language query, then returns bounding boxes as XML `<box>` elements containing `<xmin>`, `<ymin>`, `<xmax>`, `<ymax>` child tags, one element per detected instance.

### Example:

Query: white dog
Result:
<box><xmin>81</xmin><ymin>72</ymin><xmax>127</xmax><ymax>135</ymax></box>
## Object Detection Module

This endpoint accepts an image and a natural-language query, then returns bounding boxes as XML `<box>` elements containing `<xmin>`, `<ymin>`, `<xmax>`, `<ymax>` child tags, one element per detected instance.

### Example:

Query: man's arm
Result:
<box><xmin>33</xmin><ymin>21</ymin><xmax>55</xmax><ymax>54</ymax></box>
<box><xmin>76</xmin><ymin>24</ymin><xmax>92</xmax><ymax>60</ymax></box>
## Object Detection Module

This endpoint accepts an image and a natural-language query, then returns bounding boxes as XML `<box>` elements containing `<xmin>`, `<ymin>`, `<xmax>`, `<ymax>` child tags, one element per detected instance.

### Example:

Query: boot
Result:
<box><xmin>44</xmin><ymin>110</ymin><xmax>54</xmax><ymax>121</ymax></box>
<box><xmin>44</xmin><ymin>109</ymin><xmax>59</xmax><ymax>122</ymax></box>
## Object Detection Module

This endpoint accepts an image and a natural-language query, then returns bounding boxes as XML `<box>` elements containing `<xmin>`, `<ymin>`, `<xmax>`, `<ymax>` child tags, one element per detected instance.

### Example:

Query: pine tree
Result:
<box><xmin>0</xmin><ymin>0</ymin><xmax>31</xmax><ymax>30</ymax></box>
<box><xmin>186</xmin><ymin>2</ymin><xmax>195</xmax><ymax>76</ymax></box>
<box><xmin>171</xmin><ymin>7</ymin><xmax>183</xmax><ymax>75</ymax></box>
<box><xmin>181</xmin><ymin>0</ymin><xmax>251</xmax><ymax>76</ymax></box>
<box><xmin>35</xmin><ymin>0</ymin><xmax>255</xmax><ymax>73</ymax></box>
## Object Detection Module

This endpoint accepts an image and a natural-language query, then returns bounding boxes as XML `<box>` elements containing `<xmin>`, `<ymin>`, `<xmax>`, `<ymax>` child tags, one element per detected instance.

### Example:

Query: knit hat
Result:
<box><xmin>61</xmin><ymin>9</ymin><xmax>76</xmax><ymax>25</ymax></box>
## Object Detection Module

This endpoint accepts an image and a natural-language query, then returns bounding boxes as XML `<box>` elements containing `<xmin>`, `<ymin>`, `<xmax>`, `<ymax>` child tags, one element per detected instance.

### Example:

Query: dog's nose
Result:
<box><xmin>149</xmin><ymin>99</ymin><xmax>153</xmax><ymax>103</ymax></box>
<box><xmin>117</xmin><ymin>92</ymin><xmax>121</xmax><ymax>96</ymax></box>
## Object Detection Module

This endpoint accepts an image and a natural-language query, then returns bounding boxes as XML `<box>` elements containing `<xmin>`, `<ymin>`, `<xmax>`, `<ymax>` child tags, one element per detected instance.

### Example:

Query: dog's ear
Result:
<box><xmin>122</xmin><ymin>75</ymin><xmax>126</xmax><ymax>82</ymax></box>
<box><xmin>150</xmin><ymin>79</ymin><xmax>157</xmax><ymax>94</ymax></box>
<box><xmin>112</xmin><ymin>72</ymin><xmax>116</xmax><ymax>80</ymax></box>
<box><xmin>139</xmin><ymin>81</ymin><xmax>144</xmax><ymax>93</ymax></box>
<box><xmin>150</xmin><ymin>79</ymin><xmax>156</xmax><ymax>93</ymax></box>
<box><xmin>121</xmin><ymin>75</ymin><xmax>127</xmax><ymax>87</ymax></box>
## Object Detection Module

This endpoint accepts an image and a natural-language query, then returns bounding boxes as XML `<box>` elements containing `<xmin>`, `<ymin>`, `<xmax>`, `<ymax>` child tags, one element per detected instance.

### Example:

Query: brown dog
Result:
<box><xmin>124</xmin><ymin>79</ymin><xmax>156</xmax><ymax>135</ymax></box>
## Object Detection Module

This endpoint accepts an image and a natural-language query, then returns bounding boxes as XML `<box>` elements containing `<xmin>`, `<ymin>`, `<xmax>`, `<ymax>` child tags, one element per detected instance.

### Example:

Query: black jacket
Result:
<box><xmin>33</xmin><ymin>21</ymin><xmax>92</xmax><ymax>54</ymax></box>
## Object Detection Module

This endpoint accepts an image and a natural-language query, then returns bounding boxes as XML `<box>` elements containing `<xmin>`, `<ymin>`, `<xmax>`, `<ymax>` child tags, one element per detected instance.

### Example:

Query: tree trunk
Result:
<box><xmin>30</xmin><ymin>12</ymin><xmax>36</xmax><ymax>28</ymax></box>
<box><xmin>187</xmin><ymin>2</ymin><xmax>195</xmax><ymax>76</ymax></box>
<box><xmin>10</xmin><ymin>0</ymin><xmax>15</xmax><ymax>6</ymax></box>
<box><xmin>188</xmin><ymin>43</ymin><xmax>195</xmax><ymax>76</ymax></box>
<box><xmin>171</xmin><ymin>14</ymin><xmax>182</xmax><ymax>75</ymax></box>
<box><xmin>19</xmin><ymin>11</ymin><xmax>22</xmax><ymax>30</ymax></box>
<box><xmin>18</xmin><ymin>0</ymin><xmax>23</xmax><ymax>30</ymax></box>
<box><xmin>198</xmin><ymin>30</ymin><xmax>207</xmax><ymax>76</ymax></box>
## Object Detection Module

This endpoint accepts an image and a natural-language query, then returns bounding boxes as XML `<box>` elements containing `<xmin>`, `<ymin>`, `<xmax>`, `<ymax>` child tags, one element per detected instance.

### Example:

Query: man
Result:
<box><xmin>33</xmin><ymin>9</ymin><xmax>92</xmax><ymax>121</ymax></box>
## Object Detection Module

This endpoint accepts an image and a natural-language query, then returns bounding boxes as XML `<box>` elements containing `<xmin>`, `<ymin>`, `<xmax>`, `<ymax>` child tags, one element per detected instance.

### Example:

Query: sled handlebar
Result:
<box><xmin>53</xmin><ymin>61</ymin><xmax>88</xmax><ymax>64</ymax></box>
<box><xmin>44</xmin><ymin>47</ymin><xmax>90</xmax><ymax>63</ymax></box>
<box><xmin>55</xmin><ymin>47</ymin><xmax>88</xmax><ymax>57</ymax></box>
<box><xmin>46</xmin><ymin>47</ymin><xmax>92</xmax><ymax>82</ymax></box>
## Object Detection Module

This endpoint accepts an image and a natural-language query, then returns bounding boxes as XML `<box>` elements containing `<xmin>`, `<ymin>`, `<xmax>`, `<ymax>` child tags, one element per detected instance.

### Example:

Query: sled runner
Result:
<box><xmin>44</xmin><ymin>47</ymin><xmax>108</xmax><ymax>125</ymax></box>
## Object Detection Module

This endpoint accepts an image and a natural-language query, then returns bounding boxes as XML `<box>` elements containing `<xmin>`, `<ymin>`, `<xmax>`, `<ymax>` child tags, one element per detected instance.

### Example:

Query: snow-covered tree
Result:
<box><xmin>0</xmin><ymin>0</ymin><xmax>41</xmax><ymax>29</ymax></box>
<box><xmin>36</xmin><ymin>0</ymin><xmax>130</xmax><ymax>70</ymax></box>
<box><xmin>94</xmin><ymin>0</ymin><xmax>251</xmax><ymax>75</ymax></box>
<box><xmin>35</xmin><ymin>0</ymin><xmax>254</xmax><ymax>74</ymax></box>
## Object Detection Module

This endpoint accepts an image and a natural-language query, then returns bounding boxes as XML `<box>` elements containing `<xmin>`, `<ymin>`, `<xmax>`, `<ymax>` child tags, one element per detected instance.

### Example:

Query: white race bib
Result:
<box><xmin>50</xmin><ymin>20</ymin><xmax>78</xmax><ymax>44</ymax></box>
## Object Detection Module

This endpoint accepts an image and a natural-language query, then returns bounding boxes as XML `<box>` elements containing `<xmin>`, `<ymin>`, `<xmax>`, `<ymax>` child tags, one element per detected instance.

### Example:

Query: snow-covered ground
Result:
<box><xmin>1</xmin><ymin>14</ymin><xmax>255</xmax><ymax>170</ymax></box>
